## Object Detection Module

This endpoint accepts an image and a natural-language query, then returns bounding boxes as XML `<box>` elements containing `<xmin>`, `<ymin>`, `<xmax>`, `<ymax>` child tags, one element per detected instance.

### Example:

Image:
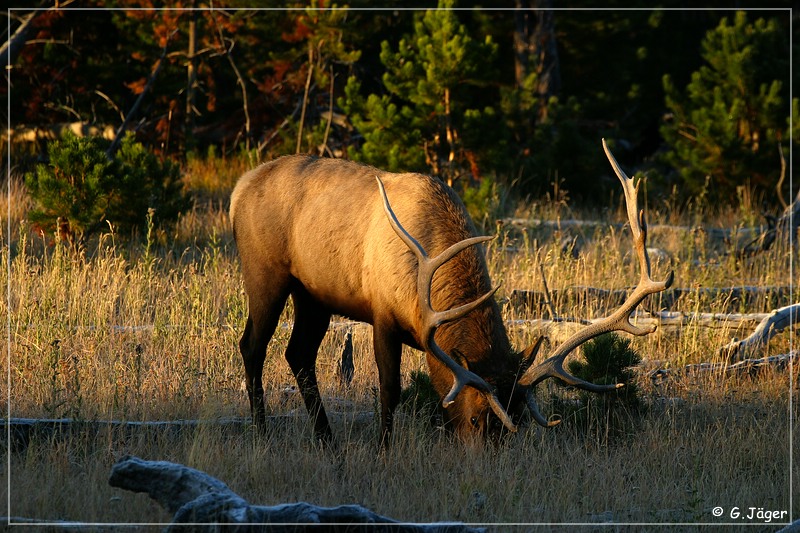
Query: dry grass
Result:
<box><xmin>1</xmin><ymin>160</ymin><xmax>796</xmax><ymax>529</ymax></box>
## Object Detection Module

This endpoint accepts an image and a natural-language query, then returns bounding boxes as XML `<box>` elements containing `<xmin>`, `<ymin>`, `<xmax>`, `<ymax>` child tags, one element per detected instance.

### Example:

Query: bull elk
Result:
<box><xmin>229</xmin><ymin>139</ymin><xmax>673</xmax><ymax>445</ymax></box>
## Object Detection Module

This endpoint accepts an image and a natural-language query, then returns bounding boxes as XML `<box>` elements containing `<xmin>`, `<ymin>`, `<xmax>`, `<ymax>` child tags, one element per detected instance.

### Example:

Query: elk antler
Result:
<box><xmin>376</xmin><ymin>177</ymin><xmax>517</xmax><ymax>433</ymax></box>
<box><xmin>518</xmin><ymin>139</ymin><xmax>675</xmax><ymax>427</ymax></box>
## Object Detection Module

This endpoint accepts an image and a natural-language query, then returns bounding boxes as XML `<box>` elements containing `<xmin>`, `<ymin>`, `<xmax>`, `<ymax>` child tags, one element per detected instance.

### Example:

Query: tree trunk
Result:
<box><xmin>185</xmin><ymin>3</ymin><xmax>198</xmax><ymax>151</ymax></box>
<box><xmin>513</xmin><ymin>0</ymin><xmax>561</xmax><ymax>121</ymax></box>
<box><xmin>532</xmin><ymin>3</ymin><xmax>561</xmax><ymax>116</ymax></box>
<box><xmin>513</xmin><ymin>1</ymin><xmax>533</xmax><ymax>88</ymax></box>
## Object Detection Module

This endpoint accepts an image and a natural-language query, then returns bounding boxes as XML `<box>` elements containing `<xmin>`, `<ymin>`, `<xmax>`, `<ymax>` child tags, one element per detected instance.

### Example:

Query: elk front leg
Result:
<box><xmin>373</xmin><ymin>324</ymin><xmax>402</xmax><ymax>448</ymax></box>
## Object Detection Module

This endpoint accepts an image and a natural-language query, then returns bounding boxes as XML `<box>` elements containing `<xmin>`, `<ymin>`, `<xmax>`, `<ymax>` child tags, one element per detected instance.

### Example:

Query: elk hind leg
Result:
<box><xmin>239</xmin><ymin>287</ymin><xmax>289</xmax><ymax>431</ymax></box>
<box><xmin>285</xmin><ymin>288</ymin><xmax>334</xmax><ymax>446</ymax></box>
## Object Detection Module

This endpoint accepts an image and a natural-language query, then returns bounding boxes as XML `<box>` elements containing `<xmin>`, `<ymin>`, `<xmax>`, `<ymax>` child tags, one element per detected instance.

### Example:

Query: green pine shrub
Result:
<box><xmin>25</xmin><ymin>132</ymin><xmax>188</xmax><ymax>243</ymax></box>
<box><xmin>567</xmin><ymin>332</ymin><xmax>642</xmax><ymax>409</ymax></box>
<box><xmin>552</xmin><ymin>332</ymin><xmax>644</xmax><ymax>436</ymax></box>
<box><xmin>400</xmin><ymin>370</ymin><xmax>442</xmax><ymax>427</ymax></box>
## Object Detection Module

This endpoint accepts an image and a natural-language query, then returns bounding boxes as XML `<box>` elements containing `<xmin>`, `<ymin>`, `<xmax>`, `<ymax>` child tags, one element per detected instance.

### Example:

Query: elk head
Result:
<box><xmin>377</xmin><ymin>175</ymin><xmax>517</xmax><ymax>434</ymax></box>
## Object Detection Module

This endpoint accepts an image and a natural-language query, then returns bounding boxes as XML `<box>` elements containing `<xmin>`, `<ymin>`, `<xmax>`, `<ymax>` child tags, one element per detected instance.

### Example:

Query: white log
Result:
<box><xmin>506</xmin><ymin>311</ymin><xmax>770</xmax><ymax>337</ymax></box>
<box><xmin>497</xmin><ymin>217</ymin><xmax>756</xmax><ymax>241</ymax></box>
<box><xmin>718</xmin><ymin>304</ymin><xmax>800</xmax><ymax>360</ymax></box>
<box><xmin>507</xmin><ymin>286</ymin><xmax>791</xmax><ymax>316</ymax></box>
<box><xmin>109</xmin><ymin>455</ymin><xmax>243</xmax><ymax>516</ymax></box>
<box><xmin>109</xmin><ymin>456</ymin><xmax>484</xmax><ymax>532</ymax></box>
<box><xmin>651</xmin><ymin>351</ymin><xmax>798</xmax><ymax>381</ymax></box>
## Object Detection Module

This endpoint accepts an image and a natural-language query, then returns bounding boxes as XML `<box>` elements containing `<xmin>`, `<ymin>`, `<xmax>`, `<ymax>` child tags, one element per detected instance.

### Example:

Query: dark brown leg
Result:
<box><xmin>285</xmin><ymin>287</ymin><xmax>334</xmax><ymax>446</ymax></box>
<box><xmin>373</xmin><ymin>324</ymin><xmax>402</xmax><ymax>448</ymax></box>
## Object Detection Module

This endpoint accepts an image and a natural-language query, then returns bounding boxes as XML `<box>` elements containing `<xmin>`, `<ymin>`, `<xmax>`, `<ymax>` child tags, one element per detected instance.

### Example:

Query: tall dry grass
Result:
<box><xmin>2</xmin><ymin>156</ymin><xmax>796</xmax><ymax>529</ymax></box>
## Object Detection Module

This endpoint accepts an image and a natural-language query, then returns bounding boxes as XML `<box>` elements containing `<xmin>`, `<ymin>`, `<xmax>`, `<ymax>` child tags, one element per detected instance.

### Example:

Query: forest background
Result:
<box><xmin>3</xmin><ymin>1</ymin><xmax>797</xmax><ymax>234</ymax></box>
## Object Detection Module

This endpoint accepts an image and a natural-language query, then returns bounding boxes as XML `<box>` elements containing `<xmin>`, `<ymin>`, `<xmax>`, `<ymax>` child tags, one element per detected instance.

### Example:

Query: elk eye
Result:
<box><xmin>470</xmin><ymin>416</ymin><xmax>479</xmax><ymax>427</ymax></box>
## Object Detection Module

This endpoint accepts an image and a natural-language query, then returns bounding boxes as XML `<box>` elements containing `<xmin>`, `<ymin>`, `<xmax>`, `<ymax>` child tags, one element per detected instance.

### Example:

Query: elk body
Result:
<box><xmin>230</xmin><ymin>141</ymin><xmax>673</xmax><ymax>445</ymax></box>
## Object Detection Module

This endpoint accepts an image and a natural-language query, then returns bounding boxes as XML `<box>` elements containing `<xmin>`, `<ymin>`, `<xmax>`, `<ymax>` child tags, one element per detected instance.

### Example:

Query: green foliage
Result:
<box><xmin>460</xmin><ymin>173</ymin><xmax>502</xmax><ymax>228</ymax></box>
<box><xmin>568</xmin><ymin>333</ymin><xmax>642</xmax><ymax>396</ymax></box>
<box><xmin>112</xmin><ymin>134</ymin><xmax>188</xmax><ymax>230</ymax></box>
<box><xmin>25</xmin><ymin>134</ymin><xmax>114</xmax><ymax>238</ymax></box>
<box><xmin>11</xmin><ymin>7</ymin><xmax>793</xmax><ymax>207</ymax></box>
<box><xmin>341</xmin><ymin>0</ymin><xmax>497</xmax><ymax>182</ymax></box>
<box><xmin>400</xmin><ymin>370</ymin><xmax>441</xmax><ymax>424</ymax></box>
<box><xmin>25</xmin><ymin>132</ymin><xmax>188</xmax><ymax>241</ymax></box>
<box><xmin>380</xmin><ymin>0</ymin><xmax>496</xmax><ymax>111</ymax></box>
<box><xmin>557</xmin><ymin>333</ymin><xmax>644</xmax><ymax>436</ymax></box>
<box><xmin>525</xmin><ymin>96</ymin><xmax>606</xmax><ymax>200</ymax></box>
<box><xmin>660</xmin><ymin>12</ymin><xmax>791</xmax><ymax>202</ymax></box>
<box><xmin>340</xmin><ymin>76</ymin><xmax>426</xmax><ymax>172</ymax></box>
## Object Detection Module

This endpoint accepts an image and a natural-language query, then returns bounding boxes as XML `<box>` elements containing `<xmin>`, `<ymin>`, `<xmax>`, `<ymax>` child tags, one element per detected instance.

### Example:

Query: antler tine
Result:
<box><xmin>518</xmin><ymin>141</ymin><xmax>674</xmax><ymax>424</ymax></box>
<box><xmin>376</xmin><ymin>176</ymin><xmax>517</xmax><ymax>433</ymax></box>
<box><xmin>525</xmin><ymin>389</ymin><xmax>560</xmax><ymax>427</ymax></box>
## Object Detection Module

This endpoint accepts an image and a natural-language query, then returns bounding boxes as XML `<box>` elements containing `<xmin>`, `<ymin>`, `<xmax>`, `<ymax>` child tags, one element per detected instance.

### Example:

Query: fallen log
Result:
<box><xmin>508</xmin><ymin>286</ymin><xmax>792</xmax><ymax>316</ymax></box>
<box><xmin>1</xmin><ymin>417</ymin><xmax>251</xmax><ymax>454</ymax></box>
<box><xmin>1</xmin><ymin>412</ymin><xmax>374</xmax><ymax>454</ymax></box>
<box><xmin>647</xmin><ymin>304</ymin><xmax>798</xmax><ymax>380</ymax></box>
<box><xmin>718</xmin><ymin>303</ymin><xmax>800</xmax><ymax>360</ymax></box>
<box><xmin>506</xmin><ymin>311</ymin><xmax>770</xmax><ymax>340</ymax></box>
<box><xmin>650</xmin><ymin>351</ymin><xmax>798</xmax><ymax>382</ymax></box>
<box><xmin>497</xmin><ymin>217</ymin><xmax>755</xmax><ymax>242</ymax></box>
<box><xmin>109</xmin><ymin>456</ymin><xmax>484</xmax><ymax>532</ymax></box>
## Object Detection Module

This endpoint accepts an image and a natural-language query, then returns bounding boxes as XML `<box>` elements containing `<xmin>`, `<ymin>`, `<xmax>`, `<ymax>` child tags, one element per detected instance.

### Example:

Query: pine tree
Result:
<box><xmin>341</xmin><ymin>0</ymin><xmax>497</xmax><ymax>185</ymax></box>
<box><xmin>661</xmin><ymin>12</ymin><xmax>791</xmax><ymax>202</ymax></box>
<box><xmin>25</xmin><ymin>132</ymin><xmax>188</xmax><ymax>243</ymax></box>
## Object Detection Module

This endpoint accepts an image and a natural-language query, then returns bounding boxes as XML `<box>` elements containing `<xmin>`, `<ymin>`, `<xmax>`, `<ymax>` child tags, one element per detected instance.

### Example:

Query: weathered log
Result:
<box><xmin>497</xmin><ymin>217</ymin><xmax>760</xmax><ymax>242</ymax></box>
<box><xmin>650</xmin><ymin>351</ymin><xmax>798</xmax><ymax>382</ymax></box>
<box><xmin>109</xmin><ymin>456</ymin><xmax>484</xmax><ymax>532</ymax></box>
<box><xmin>718</xmin><ymin>303</ymin><xmax>800</xmax><ymax>360</ymax></box>
<box><xmin>648</xmin><ymin>304</ymin><xmax>799</xmax><ymax>380</ymax></box>
<box><xmin>507</xmin><ymin>311</ymin><xmax>771</xmax><ymax>339</ymax></box>
<box><xmin>640</xmin><ymin>311</ymin><xmax>769</xmax><ymax>330</ymax></box>
<box><xmin>508</xmin><ymin>286</ymin><xmax>792</xmax><ymax>316</ymax></box>
<box><xmin>1</xmin><ymin>417</ymin><xmax>250</xmax><ymax>454</ymax></box>
<box><xmin>1</xmin><ymin>413</ymin><xmax>374</xmax><ymax>454</ymax></box>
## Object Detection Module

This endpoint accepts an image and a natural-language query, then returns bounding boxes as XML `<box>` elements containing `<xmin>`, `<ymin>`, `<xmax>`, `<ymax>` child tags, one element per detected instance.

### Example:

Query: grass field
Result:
<box><xmin>2</xmin><ymin>155</ymin><xmax>796</xmax><ymax>530</ymax></box>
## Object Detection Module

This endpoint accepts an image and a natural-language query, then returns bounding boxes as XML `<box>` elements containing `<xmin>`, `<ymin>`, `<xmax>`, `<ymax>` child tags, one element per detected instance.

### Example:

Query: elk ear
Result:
<box><xmin>451</xmin><ymin>349</ymin><xmax>470</xmax><ymax>371</ymax></box>
<box><xmin>520</xmin><ymin>336</ymin><xmax>546</xmax><ymax>370</ymax></box>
